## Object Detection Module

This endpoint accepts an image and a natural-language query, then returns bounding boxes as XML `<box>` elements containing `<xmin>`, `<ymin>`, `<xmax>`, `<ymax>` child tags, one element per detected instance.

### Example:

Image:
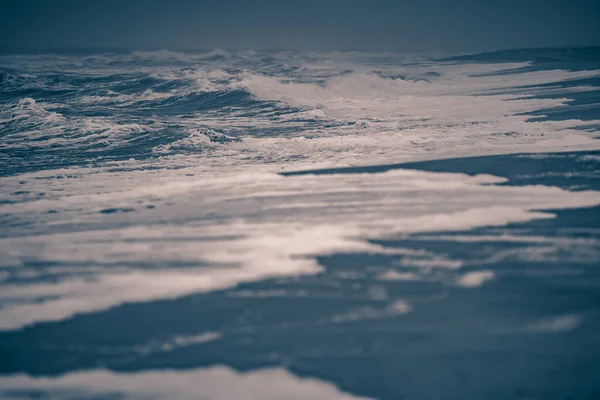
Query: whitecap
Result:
<box><xmin>0</xmin><ymin>366</ymin><xmax>372</xmax><ymax>400</ymax></box>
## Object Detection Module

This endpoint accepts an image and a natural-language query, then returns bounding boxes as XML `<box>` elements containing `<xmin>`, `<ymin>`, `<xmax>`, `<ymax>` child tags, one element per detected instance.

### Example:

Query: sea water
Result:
<box><xmin>1</xmin><ymin>47</ymin><xmax>600</xmax><ymax>399</ymax></box>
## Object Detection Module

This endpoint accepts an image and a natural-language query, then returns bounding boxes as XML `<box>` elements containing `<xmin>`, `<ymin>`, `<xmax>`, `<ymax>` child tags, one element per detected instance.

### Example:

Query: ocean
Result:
<box><xmin>1</xmin><ymin>47</ymin><xmax>600</xmax><ymax>399</ymax></box>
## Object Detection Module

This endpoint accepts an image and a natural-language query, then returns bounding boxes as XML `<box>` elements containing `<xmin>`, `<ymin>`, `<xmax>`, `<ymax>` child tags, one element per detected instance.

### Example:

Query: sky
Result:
<box><xmin>1</xmin><ymin>0</ymin><xmax>599</xmax><ymax>53</ymax></box>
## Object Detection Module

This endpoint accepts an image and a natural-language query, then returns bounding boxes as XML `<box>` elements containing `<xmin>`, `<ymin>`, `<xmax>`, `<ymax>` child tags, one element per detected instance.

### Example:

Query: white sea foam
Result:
<box><xmin>0</xmin><ymin>97</ymin><xmax>161</xmax><ymax>151</ymax></box>
<box><xmin>1</xmin><ymin>51</ymin><xmax>600</xmax><ymax>331</ymax></box>
<box><xmin>3</xmin><ymin>53</ymin><xmax>600</xmax><ymax>162</ymax></box>
<box><xmin>330</xmin><ymin>299</ymin><xmax>411</xmax><ymax>323</ymax></box>
<box><xmin>148</xmin><ymin>331</ymin><xmax>221</xmax><ymax>353</ymax></box>
<box><xmin>0</xmin><ymin>366</ymin><xmax>371</xmax><ymax>400</ymax></box>
<box><xmin>0</xmin><ymin>97</ymin><xmax>66</xmax><ymax>127</ymax></box>
<box><xmin>525</xmin><ymin>314</ymin><xmax>584</xmax><ymax>333</ymax></box>
<box><xmin>212</xmin><ymin>61</ymin><xmax>600</xmax><ymax>166</ymax></box>
<box><xmin>1</xmin><ymin>165</ymin><xmax>599</xmax><ymax>330</ymax></box>
<box><xmin>456</xmin><ymin>271</ymin><xmax>496</xmax><ymax>288</ymax></box>
<box><xmin>78</xmin><ymin>89</ymin><xmax>175</xmax><ymax>105</ymax></box>
<box><xmin>580</xmin><ymin>154</ymin><xmax>600</xmax><ymax>162</ymax></box>
<box><xmin>376</xmin><ymin>270</ymin><xmax>418</xmax><ymax>281</ymax></box>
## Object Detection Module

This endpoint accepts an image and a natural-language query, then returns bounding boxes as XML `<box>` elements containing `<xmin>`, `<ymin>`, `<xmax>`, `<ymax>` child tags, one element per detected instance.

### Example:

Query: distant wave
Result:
<box><xmin>2</xmin><ymin>49</ymin><xmax>599</xmax><ymax>175</ymax></box>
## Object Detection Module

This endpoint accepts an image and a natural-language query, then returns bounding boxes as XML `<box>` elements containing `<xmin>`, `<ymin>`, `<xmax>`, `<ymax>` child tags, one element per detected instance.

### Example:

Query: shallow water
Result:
<box><xmin>1</xmin><ymin>48</ymin><xmax>600</xmax><ymax>399</ymax></box>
